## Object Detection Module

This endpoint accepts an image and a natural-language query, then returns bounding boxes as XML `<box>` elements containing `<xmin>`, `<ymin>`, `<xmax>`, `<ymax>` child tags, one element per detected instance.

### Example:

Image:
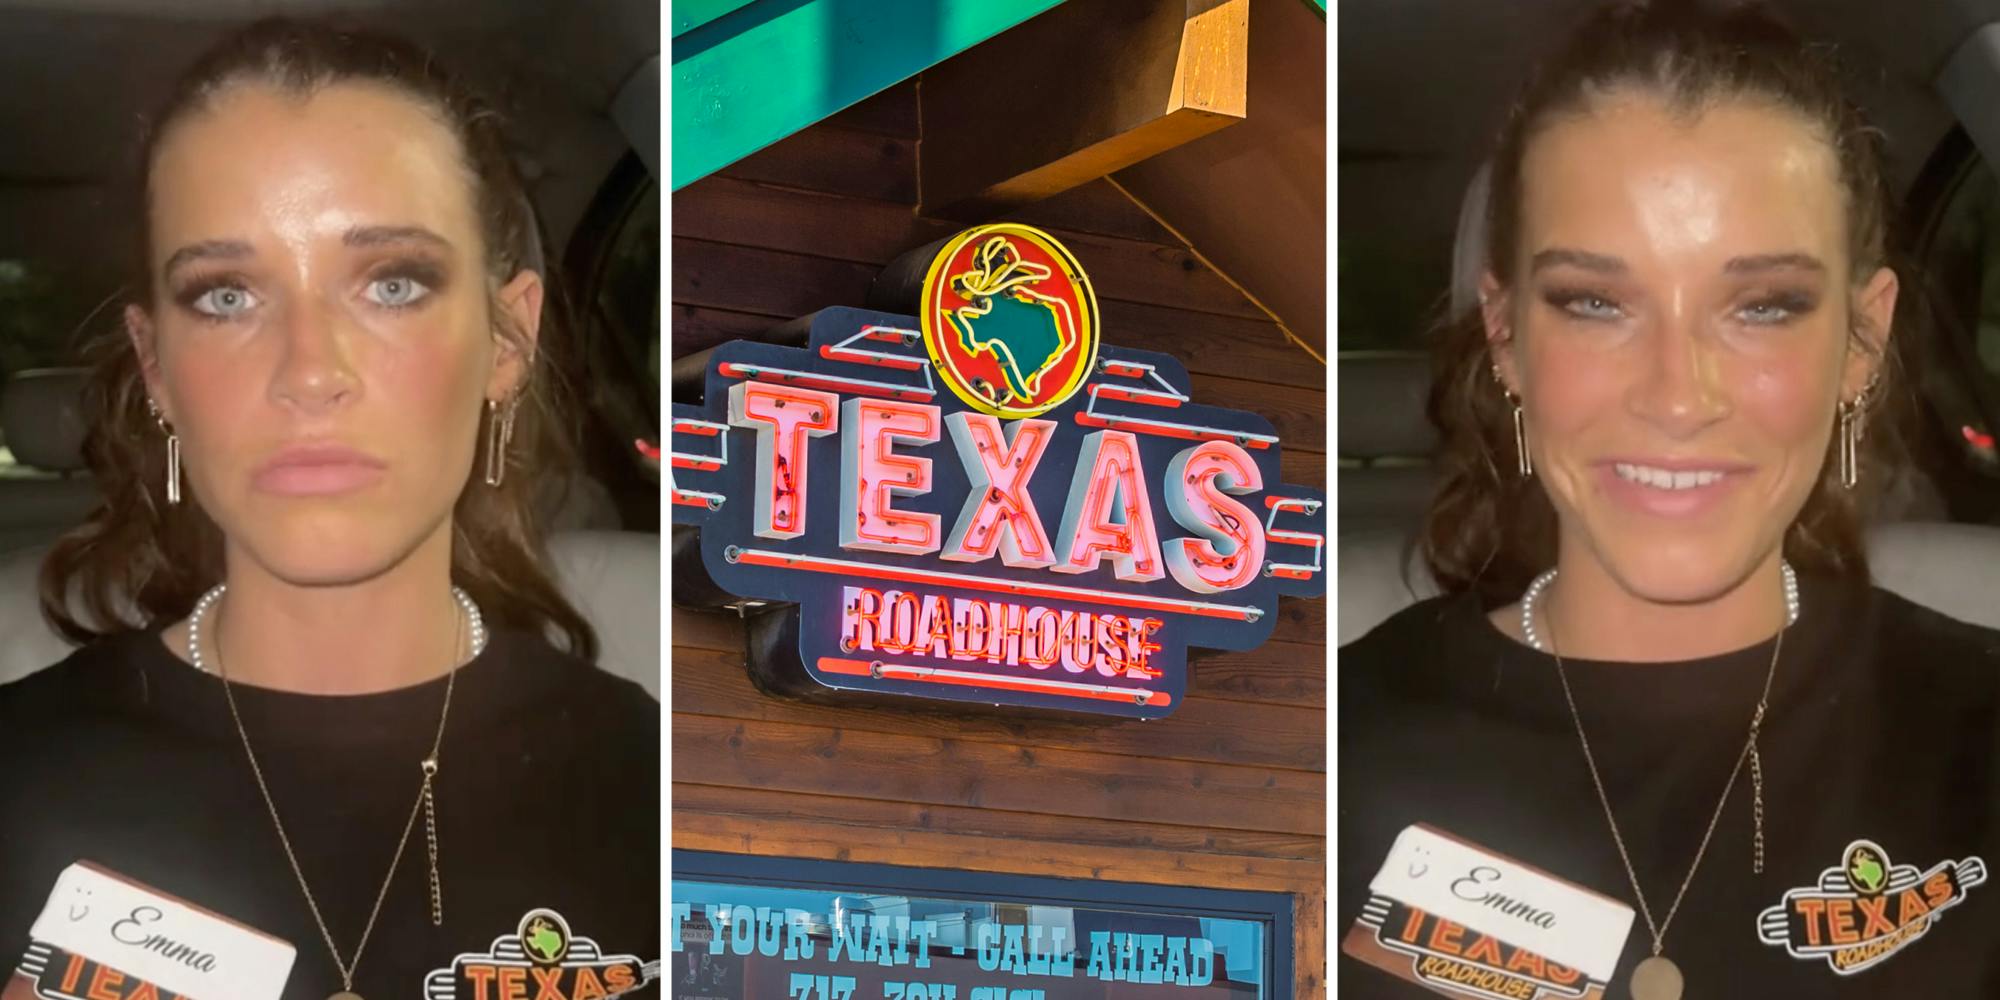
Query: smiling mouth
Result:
<box><xmin>1612</xmin><ymin>462</ymin><xmax>1733</xmax><ymax>490</ymax></box>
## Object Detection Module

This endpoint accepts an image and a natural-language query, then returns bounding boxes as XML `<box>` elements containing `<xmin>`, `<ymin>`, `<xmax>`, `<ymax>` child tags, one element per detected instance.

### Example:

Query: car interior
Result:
<box><xmin>0</xmin><ymin>0</ymin><xmax>661</xmax><ymax>691</ymax></box>
<box><xmin>1339</xmin><ymin>0</ymin><xmax>2000</xmax><ymax>643</ymax></box>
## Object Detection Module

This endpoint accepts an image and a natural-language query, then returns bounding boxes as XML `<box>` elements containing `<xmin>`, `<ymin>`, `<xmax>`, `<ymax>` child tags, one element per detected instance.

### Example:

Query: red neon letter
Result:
<box><xmin>1054</xmin><ymin>430</ymin><xmax>1164</xmax><ymax>581</ymax></box>
<box><xmin>840</xmin><ymin>398</ymin><xmax>942</xmax><ymax>554</ymax></box>
<box><xmin>842</xmin><ymin>586</ymin><xmax>885</xmax><ymax>652</ymax></box>
<box><xmin>942</xmin><ymin>413</ymin><xmax>1056</xmax><ymax>567</ymax></box>
<box><xmin>728</xmin><ymin>382</ymin><xmax>838</xmax><ymax>539</ymax></box>
<box><xmin>1163</xmin><ymin>440</ymin><xmax>1266</xmax><ymax>593</ymax></box>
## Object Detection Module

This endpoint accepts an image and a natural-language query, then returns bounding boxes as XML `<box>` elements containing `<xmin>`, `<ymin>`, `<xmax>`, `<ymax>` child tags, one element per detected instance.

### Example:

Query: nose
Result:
<box><xmin>267</xmin><ymin>294</ymin><xmax>360</xmax><ymax>413</ymax></box>
<box><xmin>1626</xmin><ymin>307</ymin><xmax>1730</xmax><ymax>439</ymax></box>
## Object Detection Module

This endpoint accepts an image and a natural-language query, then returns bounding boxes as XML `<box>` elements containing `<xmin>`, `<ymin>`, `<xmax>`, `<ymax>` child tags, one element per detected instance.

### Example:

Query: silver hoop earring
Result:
<box><xmin>149</xmin><ymin>398</ymin><xmax>181</xmax><ymax>505</ymax></box>
<box><xmin>484</xmin><ymin>398</ymin><xmax>518</xmax><ymax>488</ymax></box>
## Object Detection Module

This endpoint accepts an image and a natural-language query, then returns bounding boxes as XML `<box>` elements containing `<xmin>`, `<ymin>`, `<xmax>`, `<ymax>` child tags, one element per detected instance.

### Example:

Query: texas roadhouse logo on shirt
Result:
<box><xmin>1756</xmin><ymin>839</ymin><xmax>1988</xmax><ymax>975</ymax></box>
<box><xmin>423</xmin><ymin>908</ymin><xmax>659</xmax><ymax>1000</ymax></box>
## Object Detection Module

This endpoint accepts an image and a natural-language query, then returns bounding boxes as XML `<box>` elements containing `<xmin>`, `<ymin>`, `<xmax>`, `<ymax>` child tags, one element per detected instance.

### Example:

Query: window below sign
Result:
<box><xmin>671</xmin><ymin>852</ymin><xmax>1290</xmax><ymax>999</ymax></box>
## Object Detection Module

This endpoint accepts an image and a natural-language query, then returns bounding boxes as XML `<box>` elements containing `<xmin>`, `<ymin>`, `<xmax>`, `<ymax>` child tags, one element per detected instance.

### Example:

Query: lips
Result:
<box><xmin>1613</xmin><ymin>462</ymin><xmax>1728</xmax><ymax>490</ymax></box>
<box><xmin>252</xmin><ymin>444</ymin><xmax>387</xmax><ymax>496</ymax></box>
<box><xmin>1596</xmin><ymin>457</ymin><xmax>1752</xmax><ymax>517</ymax></box>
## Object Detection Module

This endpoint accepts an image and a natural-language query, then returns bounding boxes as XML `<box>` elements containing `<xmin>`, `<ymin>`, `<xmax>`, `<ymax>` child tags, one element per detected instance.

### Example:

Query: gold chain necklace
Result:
<box><xmin>190</xmin><ymin>585</ymin><xmax>476</xmax><ymax>1000</ymax></box>
<box><xmin>1536</xmin><ymin>577</ymin><xmax>1785</xmax><ymax>1000</ymax></box>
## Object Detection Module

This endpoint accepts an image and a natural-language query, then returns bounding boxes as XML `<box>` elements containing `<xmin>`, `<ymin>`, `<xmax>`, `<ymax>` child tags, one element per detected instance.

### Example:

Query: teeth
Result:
<box><xmin>1614</xmin><ymin>463</ymin><xmax>1726</xmax><ymax>490</ymax></box>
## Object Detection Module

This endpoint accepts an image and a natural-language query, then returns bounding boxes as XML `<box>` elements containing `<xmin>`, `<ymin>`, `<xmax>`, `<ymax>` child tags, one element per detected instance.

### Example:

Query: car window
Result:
<box><xmin>0</xmin><ymin>258</ymin><xmax>99</xmax><ymax>475</ymax></box>
<box><xmin>1911</xmin><ymin>132</ymin><xmax>2000</xmax><ymax>512</ymax></box>
<box><xmin>1930</xmin><ymin>157</ymin><xmax>2000</xmax><ymax>379</ymax></box>
<box><xmin>563</xmin><ymin>155</ymin><xmax>662</xmax><ymax>528</ymax></box>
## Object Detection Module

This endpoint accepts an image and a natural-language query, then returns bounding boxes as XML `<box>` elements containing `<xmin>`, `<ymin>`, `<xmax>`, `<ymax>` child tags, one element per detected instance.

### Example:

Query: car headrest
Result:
<box><xmin>0</xmin><ymin>368</ymin><xmax>89</xmax><ymax>473</ymax></box>
<box><xmin>1450</xmin><ymin>160</ymin><xmax>1492</xmax><ymax>321</ymax></box>
<box><xmin>1336</xmin><ymin>352</ymin><xmax>1436</xmax><ymax>460</ymax></box>
<box><xmin>1866</xmin><ymin>522</ymin><xmax>2000</xmax><ymax>630</ymax></box>
<box><xmin>547</xmin><ymin>530</ymin><xmax>660</xmax><ymax>698</ymax></box>
<box><xmin>0</xmin><ymin>530</ymin><xmax>662</xmax><ymax>696</ymax></box>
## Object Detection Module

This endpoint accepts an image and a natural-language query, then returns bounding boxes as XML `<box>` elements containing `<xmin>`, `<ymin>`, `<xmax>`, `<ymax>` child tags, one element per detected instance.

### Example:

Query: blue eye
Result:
<box><xmin>1736</xmin><ymin>294</ymin><xmax>1814</xmax><ymax>326</ymax></box>
<box><xmin>365</xmin><ymin>274</ymin><xmax>432</xmax><ymax>308</ymax></box>
<box><xmin>1544</xmin><ymin>290</ymin><xmax>1623</xmax><ymax>321</ymax></box>
<box><xmin>191</xmin><ymin>285</ymin><xmax>258</xmax><ymax>319</ymax></box>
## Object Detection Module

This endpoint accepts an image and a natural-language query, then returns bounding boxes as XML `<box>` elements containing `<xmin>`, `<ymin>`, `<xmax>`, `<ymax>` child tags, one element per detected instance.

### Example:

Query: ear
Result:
<box><xmin>125</xmin><ymin>304</ymin><xmax>170</xmax><ymax>420</ymax></box>
<box><xmin>1844</xmin><ymin>265</ymin><xmax>1899</xmax><ymax>399</ymax></box>
<box><xmin>1479</xmin><ymin>271</ymin><xmax>1522</xmax><ymax>394</ymax></box>
<box><xmin>489</xmin><ymin>269</ymin><xmax>545</xmax><ymax>401</ymax></box>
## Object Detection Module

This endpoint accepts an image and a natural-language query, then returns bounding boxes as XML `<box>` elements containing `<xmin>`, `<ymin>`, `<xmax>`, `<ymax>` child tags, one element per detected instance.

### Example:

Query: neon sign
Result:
<box><xmin>672</xmin><ymin>230</ymin><xmax>1322</xmax><ymax>720</ymax></box>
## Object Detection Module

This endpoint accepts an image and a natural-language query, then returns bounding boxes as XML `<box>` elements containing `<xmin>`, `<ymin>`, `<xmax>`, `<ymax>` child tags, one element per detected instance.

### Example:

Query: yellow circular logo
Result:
<box><xmin>919</xmin><ymin>223</ymin><xmax>1099</xmax><ymax>418</ymax></box>
<box><xmin>518</xmin><ymin>908</ymin><xmax>572</xmax><ymax>964</ymax></box>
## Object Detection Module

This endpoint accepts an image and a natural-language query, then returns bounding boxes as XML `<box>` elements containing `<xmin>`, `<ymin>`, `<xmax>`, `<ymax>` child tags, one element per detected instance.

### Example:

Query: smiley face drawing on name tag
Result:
<box><xmin>1756</xmin><ymin>839</ymin><xmax>1989</xmax><ymax>976</ymax></box>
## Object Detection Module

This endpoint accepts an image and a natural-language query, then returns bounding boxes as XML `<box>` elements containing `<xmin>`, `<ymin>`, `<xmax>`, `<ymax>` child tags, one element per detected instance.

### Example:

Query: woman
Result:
<box><xmin>1340</xmin><ymin>3</ymin><xmax>1999</xmax><ymax>997</ymax></box>
<box><xmin>0</xmin><ymin>19</ymin><xmax>658</xmax><ymax>998</ymax></box>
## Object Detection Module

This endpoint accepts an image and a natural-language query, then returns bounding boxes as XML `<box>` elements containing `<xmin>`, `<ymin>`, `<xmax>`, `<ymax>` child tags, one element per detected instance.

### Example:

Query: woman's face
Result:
<box><xmin>1486</xmin><ymin>93</ymin><xmax>1897</xmax><ymax>602</ymax></box>
<box><xmin>130</xmin><ymin>81</ymin><xmax>540</xmax><ymax>587</ymax></box>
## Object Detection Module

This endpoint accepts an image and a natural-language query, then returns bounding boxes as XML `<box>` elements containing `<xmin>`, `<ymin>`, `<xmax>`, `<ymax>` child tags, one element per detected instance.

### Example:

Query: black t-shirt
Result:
<box><xmin>0</xmin><ymin>626</ymin><xmax>660</xmax><ymax>999</ymax></box>
<box><xmin>1337</xmin><ymin>576</ymin><xmax>2000</xmax><ymax>998</ymax></box>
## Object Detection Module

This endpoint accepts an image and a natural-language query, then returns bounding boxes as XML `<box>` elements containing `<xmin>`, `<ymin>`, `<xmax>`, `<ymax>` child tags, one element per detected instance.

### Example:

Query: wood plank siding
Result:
<box><xmin>670</xmin><ymin>78</ymin><xmax>1329</xmax><ymax>997</ymax></box>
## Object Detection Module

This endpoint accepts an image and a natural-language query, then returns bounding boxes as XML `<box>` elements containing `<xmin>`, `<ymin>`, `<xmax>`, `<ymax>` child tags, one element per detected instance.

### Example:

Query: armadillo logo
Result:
<box><xmin>1756</xmin><ymin>840</ymin><xmax>1987</xmax><ymax>976</ymax></box>
<box><xmin>921</xmin><ymin>223</ymin><xmax>1098</xmax><ymax>419</ymax></box>
<box><xmin>423</xmin><ymin>909</ymin><xmax>659</xmax><ymax>1000</ymax></box>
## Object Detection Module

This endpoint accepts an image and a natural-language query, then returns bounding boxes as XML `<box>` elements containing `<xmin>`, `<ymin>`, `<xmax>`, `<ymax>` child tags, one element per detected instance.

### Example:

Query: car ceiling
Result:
<box><xmin>1338</xmin><ymin>0</ymin><xmax>2000</xmax><ymax>348</ymax></box>
<box><xmin>0</xmin><ymin>0</ymin><xmax>657</xmax><ymax>299</ymax></box>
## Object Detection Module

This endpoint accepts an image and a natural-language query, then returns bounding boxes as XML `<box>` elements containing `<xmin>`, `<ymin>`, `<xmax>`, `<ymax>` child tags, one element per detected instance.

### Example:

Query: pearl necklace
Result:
<box><xmin>1520</xmin><ymin>562</ymin><xmax>1799</xmax><ymax>652</ymax></box>
<box><xmin>189</xmin><ymin>584</ymin><xmax>488</xmax><ymax>671</ymax></box>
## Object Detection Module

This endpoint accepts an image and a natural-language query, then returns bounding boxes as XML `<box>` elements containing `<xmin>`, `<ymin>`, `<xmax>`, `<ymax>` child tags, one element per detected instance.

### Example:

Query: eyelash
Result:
<box><xmin>172</xmin><ymin>274</ymin><xmax>255</xmax><ymax>324</ymax></box>
<box><xmin>1543</xmin><ymin>287</ymin><xmax>1624</xmax><ymax>322</ymax></box>
<box><xmin>1540</xmin><ymin>288</ymin><xmax>1820</xmax><ymax>326</ymax></box>
<box><xmin>1735</xmin><ymin>292</ymin><xmax>1817</xmax><ymax>326</ymax></box>
<box><xmin>168</xmin><ymin>260</ymin><xmax>449</xmax><ymax>320</ymax></box>
<box><xmin>364</xmin><ymin>260</ymin><xmax>447</xmax><ymax>312</ymax></box>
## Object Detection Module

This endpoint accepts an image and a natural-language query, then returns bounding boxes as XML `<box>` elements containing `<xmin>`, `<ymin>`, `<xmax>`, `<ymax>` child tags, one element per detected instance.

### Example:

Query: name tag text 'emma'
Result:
<box><xmin>24</xmin><ymin>863</ymin><xmax>294</xmax><ymax>1000</ymax></box>
<box><xmin>1368</xmin><ymin>825</ymin><xmax>1635</xmax><ymax>982</ymax></box>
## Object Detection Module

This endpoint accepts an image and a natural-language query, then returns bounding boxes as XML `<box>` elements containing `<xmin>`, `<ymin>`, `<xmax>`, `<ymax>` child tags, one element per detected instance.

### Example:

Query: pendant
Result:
<box><xmin>1629</xmin><ymin>956</ymin><xmax>1683</xmax><ymax>1000</ymax></box>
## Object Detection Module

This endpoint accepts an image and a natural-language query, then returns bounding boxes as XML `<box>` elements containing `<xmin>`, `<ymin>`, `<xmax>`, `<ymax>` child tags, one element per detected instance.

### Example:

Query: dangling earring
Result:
<box><xmin>484</xmin><ymin>397</ymin><xmax>518</xmax><ymax>487</ymax></box>
<box><xmin>148</xmin><ymin>398</ymin><xmax>181</xmax><ymax>505</ymax></box>
<box><xmin>1512</xmin><ymin>396</ymin><xmax>1533</xmax><ymax>478</ymax></box>
<box><xmin>1838</xmin><ymin>373</ymin><xmax>1881</xmax><ymax>489</ymax></box>
<box><xmin>1838</xmin><ymin>395</ymin><xmax>1868</xmax><ymax>490</ymax></box>
<box><xmin>1493</xmin><ymin>364</ymin><xmax>1532</xmax><ymax>478</ymax></box>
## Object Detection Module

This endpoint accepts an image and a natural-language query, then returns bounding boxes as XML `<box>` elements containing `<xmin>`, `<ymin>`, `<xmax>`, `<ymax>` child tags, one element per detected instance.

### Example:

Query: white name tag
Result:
<box><xmin>1368</xmin><ymin>825</ymin><xmax>1634</xmax><ymax>982</ymax></box>
<box><xmin>24</xmin><ymin>862</ymin><xmax>295</xmax><ymax>1000</ymax></box>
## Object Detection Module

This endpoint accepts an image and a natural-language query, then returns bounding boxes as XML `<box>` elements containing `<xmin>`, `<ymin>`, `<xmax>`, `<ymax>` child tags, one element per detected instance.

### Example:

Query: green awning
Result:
<box><xmin>671</xmin><ymin>0</ymin><xmax>1068</xmax><ymax>190</ymax></box>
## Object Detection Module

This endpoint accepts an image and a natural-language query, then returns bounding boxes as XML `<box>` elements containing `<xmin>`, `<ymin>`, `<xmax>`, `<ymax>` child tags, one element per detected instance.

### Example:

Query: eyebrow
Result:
<box><xmin>345</xmin><ymin>225</ymin><xmax>453</xmax><ymax>251</ymax></box>
<box><xmin>162</xmin><ymin>239</ymin><xmax>253</xmax><ymax>278</ymax></box>
<box><xmin>1529</xmin><ymin>248</ymin><xmax>1829</xmax><ymax>277</ymax></box>
<box><xmin>1723</xmin><ymin>252</ymin><xmax>1826</xmax><ymax>274</ymax></box>
<box><xmin>1530</xmin><ymin>248</ymin><xmax>1627</xmax><ymax>274</ymax></box>
<box><xmin>159</xmin><ymin>225</ymin><xmax>452</xmax><ymax>279</ymax></box>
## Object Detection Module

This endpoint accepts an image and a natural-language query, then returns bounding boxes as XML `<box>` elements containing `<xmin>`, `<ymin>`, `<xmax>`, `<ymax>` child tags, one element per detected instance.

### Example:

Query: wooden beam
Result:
<box><xmin>918</xmin><ymin>0</ymin><xmax>1249</xmax><ymax>218</ymax></box>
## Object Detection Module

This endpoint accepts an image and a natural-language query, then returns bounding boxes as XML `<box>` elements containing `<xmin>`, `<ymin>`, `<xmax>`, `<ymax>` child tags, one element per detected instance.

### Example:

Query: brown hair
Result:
<box><xmin>1422</xmin><ymin>0</ymin><xmax>1904</xmax><ymax>606</ymax></box>
<box><xmin>38</xmin><ymin>17</ymin><xmax>599</xmax><ymax>661</ymax></box>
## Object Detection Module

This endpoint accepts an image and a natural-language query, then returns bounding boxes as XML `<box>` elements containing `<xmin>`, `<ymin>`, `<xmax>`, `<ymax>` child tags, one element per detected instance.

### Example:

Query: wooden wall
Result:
<box><xmin>670</xmin><ymin>79</ymin><xmax>1329</xmax><ymax>997</ymax></box>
